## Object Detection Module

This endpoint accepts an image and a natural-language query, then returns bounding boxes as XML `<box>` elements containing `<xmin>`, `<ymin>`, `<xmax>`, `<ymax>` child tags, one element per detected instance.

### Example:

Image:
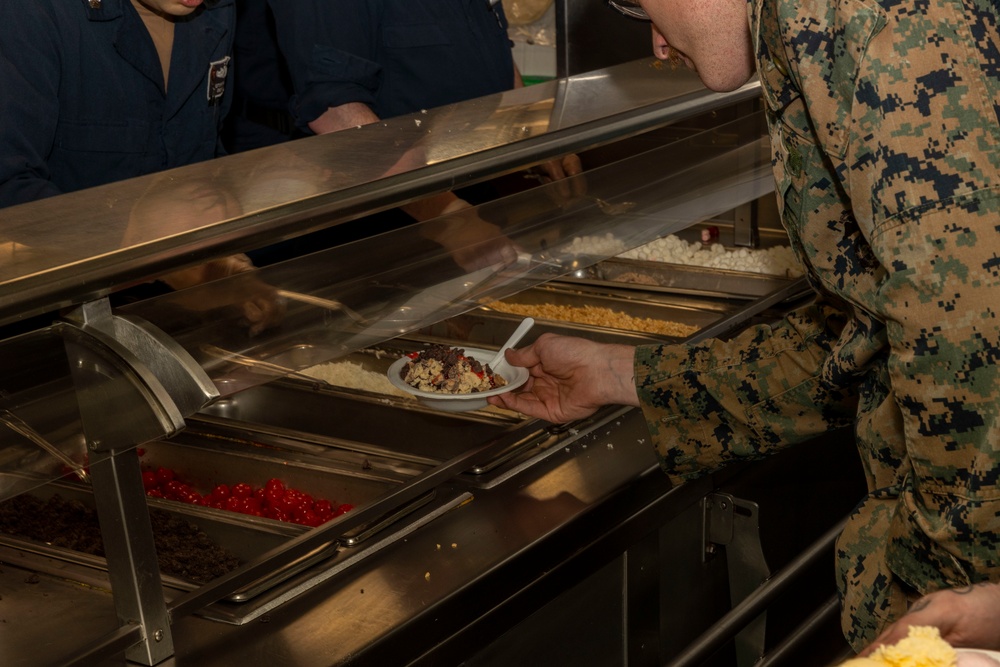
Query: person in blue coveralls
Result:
<box><xmin>222</xmin><ymin>0</ymin><xmax>582</xmax><ymax>267</ymax></box>
<box><xmin>0</xmin><ymin>0</ymin><xmax>282</xmax><ymax>334</ymax></box>
<box><xmin>226</xmin><ymin>0</ymin><xmax>521</xmax><ymax>150</ymax></box>
<box><xmin>0</xmin><ymin>0</ymin><xmax>235</xmax><ymax>208</ymax></box>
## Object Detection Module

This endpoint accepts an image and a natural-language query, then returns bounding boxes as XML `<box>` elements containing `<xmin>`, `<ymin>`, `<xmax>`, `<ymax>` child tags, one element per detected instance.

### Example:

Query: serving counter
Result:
<box><xmin>0</xmin><ymin>59</ymin><xmax>862</xmax><ymax>666</ymax></box>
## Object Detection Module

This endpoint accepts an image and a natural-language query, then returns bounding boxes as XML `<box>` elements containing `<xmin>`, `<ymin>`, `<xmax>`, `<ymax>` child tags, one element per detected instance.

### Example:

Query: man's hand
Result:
<box><xmin>308</xmin><ymin>102</ymin><xmax>380</xmax><ymax>135</ymax></box>
<box><xmin>159</xmin><ymin>254</ymin><xmax>256</xmax><ymax>291</ymax></box>
<box><xmin>861</xmin><ymin>583</ymin><xmax>1000</xmax><ymax>655</ymax></box>
<box><xmin>488</xmin><ymin>333</ymin><xmax>639</xmax><ymax>422</ymax></box>
<box><xmin>413</xmin><ymin>196</ymin><xmax>519</xmax><ymax>271</ymax></box>
<box><xmin>160</xmin><ymin>255</ymin><xmax>285</xmax><ymax>336</ymax></box>
<box><xmin>536</xmin><ymin>154</ymin><xmax>586</xmax><ymax>200</ymax></box>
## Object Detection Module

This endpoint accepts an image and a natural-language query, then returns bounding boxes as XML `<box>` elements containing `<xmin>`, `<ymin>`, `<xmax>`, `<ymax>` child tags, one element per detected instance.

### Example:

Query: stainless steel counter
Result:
<box><xmin>0</xmin><ymin>278</ymin><xmax>861</xmax><ymax>667</ymax></box>
<box><xmin>0</xmin><ymin>54</ymin><xmax>861</xmax><ymax>667</ymax></box>
<box><xmin>0</xmin><ymin>405</ymin><xmax>666</xmax><ymax>664</ymax></box>
<box><xmin>1</xmin><ymin>398</ymin><xmax>860</xmax><ymax>667</ymax></box>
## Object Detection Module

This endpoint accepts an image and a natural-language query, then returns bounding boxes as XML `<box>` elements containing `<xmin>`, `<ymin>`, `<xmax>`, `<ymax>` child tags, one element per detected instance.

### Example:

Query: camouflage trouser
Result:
<box><xmin>837</xmin><ymin>488</ymin><xmax>1000</xmax><ymax>651</ymax></box>
<box><xmin>836</xmin><ymin>496</ymin><xmax>911</xmax><ymax>651</ymax></box>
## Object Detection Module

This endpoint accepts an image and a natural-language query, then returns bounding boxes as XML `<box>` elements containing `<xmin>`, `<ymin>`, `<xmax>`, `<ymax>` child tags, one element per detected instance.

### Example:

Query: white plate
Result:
<box><xmin>959</xmin><ymin>649</ymin><xmax>1000</xmax><ymax>660</ymax></box>
<box><xmin>386</xmin><ymin>347</ymin><xmax>529</xmax><ymax>412</ymax></box>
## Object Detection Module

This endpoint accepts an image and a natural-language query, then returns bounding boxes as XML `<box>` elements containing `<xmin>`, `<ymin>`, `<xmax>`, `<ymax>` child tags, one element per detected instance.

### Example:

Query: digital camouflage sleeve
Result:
<box><xmin>635</xmin><ymin>0</ymin><xmax>1000</xmax><ymax>650</ymax></box>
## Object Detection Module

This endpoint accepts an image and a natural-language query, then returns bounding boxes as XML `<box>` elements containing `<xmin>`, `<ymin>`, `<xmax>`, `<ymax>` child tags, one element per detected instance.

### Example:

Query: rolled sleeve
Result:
<box><xmin>267</xmin><ymin>0</ymin><xmax>382</xmax><ymax>129</ymax></box>
<box><xmin>635</xmin><ymin>300</ymin><xmax>860</xmax><ymax>484</ymax></box>
<box><xmin>292</xmin><ymin>45</ymin><xmax>382</xmax><ymax>126</ymax></box>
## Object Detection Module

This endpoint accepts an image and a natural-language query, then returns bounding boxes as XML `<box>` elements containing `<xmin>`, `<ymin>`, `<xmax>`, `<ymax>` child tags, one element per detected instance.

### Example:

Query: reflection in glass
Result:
<box><xmin>119</xmin><ymin>114</ymin><xmax>772</xmax><ymax>399</ymax></box>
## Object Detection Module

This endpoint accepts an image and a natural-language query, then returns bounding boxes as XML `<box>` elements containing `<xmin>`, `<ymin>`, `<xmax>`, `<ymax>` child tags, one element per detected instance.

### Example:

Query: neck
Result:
<box><xmin>132</xmin><ymin>0</ymin><xmax>176</xmax><ymax>22</ymax></box>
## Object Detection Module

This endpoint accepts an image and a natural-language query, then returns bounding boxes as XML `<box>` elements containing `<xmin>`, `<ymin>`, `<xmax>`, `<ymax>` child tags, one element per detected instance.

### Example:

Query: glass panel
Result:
<box><xmin>0</xmin><ymin>61</ymin><xmax>759</xmax><ymax>326</ymax></box>
<box><xmin>120</xmin><ymin>113</ymin><xmax>772</xmax><ymax>398</ymax></box>
<box><xmin>0</xmin><ymin>320</ymin><xmax>187</xmax><ymax>502</ymax></box>
<box><xmin>0</xmin><ymin>328</ymin><xmax>89</xmax><ymax>501</ymax></box>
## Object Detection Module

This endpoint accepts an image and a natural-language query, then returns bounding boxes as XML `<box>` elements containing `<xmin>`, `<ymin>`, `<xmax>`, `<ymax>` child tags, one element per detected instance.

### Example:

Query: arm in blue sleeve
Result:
<box><xmin>0</xmin><ymin>4</ymin><xmax>63</xmax><ymax>207</ymax></box>
<box><xmin>266</xmin><ymin>0</ymin><xmax>384</xmax><ymax>128</ymax></box>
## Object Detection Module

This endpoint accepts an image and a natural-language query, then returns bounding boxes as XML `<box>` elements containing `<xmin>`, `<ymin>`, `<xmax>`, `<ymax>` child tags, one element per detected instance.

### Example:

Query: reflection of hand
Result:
<box><xmin>524</xmin><ymin>154</ymin><xmax>586</xmax><ymax>203</ymax></box>
<box><xmin>159</xmin><ymin>255</ymin><xmax>285</xmax><ymax>336</ymax></box>
<box><xmin>159</xmin><ymin>254</ymin><xmax>256</xmax><ymax>291</ymax></box>
<box><xmin>417</xmin><ymin>198</ymin><xmax>518</xmax><ymax>271</ymax></box>
<box><xmin>238</xmin><ymin>281</ymin><xmax>285</xmax><ymax>336</ymax></box>
<box><xmin>488</xmin><ymin>333</ymin><xmax>639</xmax><ymax>422</ymax></box>
<box><xmin>503</xmin><ymin>490</ymin><xmax>589</xmax><ymax>539</ymax></box>
<box><xmin>307</xmin><ymin>101</ymin><xmax>380</xmax><ymax>135</ymax></box>
<box><xmin>860</xmin><ymin>583</ymin><xmax>1000</xmax><ymax>655</ymax></box>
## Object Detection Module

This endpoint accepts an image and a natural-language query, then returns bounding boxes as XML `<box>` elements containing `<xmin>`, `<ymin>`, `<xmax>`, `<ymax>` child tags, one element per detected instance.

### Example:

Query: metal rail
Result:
<box><xmin>756</xmin><ymin>595</ymin><xmax>845</xmax><ymax>667</ymax></box>
<box><xmin>665</xmin><ymin>516</ymin><xmax>848</xmax><ymax>667</ymax></box>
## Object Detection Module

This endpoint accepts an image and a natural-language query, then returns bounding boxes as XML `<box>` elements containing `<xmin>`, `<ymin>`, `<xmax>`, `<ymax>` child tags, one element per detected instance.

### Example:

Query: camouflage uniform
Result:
<box><xmin>634</xmin><ymin>0</ymin><xmax>1000</xmax><ymax>650</ymax></box>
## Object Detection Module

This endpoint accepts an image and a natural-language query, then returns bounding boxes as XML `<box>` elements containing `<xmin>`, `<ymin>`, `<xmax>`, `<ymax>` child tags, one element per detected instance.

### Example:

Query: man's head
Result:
<box><xmin>607</xmin><ymin>0</ymin><xmax>755</xmax><ymax>93</ymax></box>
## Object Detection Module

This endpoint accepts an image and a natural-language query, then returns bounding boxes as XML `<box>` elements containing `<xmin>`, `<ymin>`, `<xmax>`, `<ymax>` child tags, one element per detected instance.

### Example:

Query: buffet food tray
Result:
<box><xmin>560</xmin><ymin>220</ymin><xmax>802</xmax><ymax>300</ymax></box>
<box><xmin>0</xmin><ymin>479</ymin><xmax>331</xmax><ymax>603</ymax></box>
<box><xmin>231</xmin><ymin>342</ymin><xmax>526</xmax><ymax>422</ymax></box>
<box><xmin>564</xmin><ymin>257</ymin><xmax>798</xmax><ymax>299</ymax></box>
<box><xmin>194</xmin><ymin>375</ymin><xmax>548</xmax><ymax>476</ymax></box>
<box><xmin>0</xmin><ymin>434</ymin><xmax>433</xmax><ymax>604</ymax></box>
<box><xmin>476</xmin><ymin>282</ymin><xmax>729</xmax><ymax>341</ymax></box>
<box><xmin>136</xmin><ymin>436</ymin><xmax>426</xmax><ymax>548</ymax></box>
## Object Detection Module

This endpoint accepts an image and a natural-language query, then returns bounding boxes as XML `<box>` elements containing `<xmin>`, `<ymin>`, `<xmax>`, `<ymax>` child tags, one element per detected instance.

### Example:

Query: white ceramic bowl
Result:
<box><xmin>386</xmin><ymin>346</ymin><xmax>529</xmax><ymax>412</ymax></box>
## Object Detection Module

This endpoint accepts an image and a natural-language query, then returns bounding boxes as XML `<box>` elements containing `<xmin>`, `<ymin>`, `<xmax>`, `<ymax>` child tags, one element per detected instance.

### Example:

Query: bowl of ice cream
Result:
<box><xmin>386</xmin><ymin>344</ymin><xmax>529</xmax><ymax>412</ymax></box>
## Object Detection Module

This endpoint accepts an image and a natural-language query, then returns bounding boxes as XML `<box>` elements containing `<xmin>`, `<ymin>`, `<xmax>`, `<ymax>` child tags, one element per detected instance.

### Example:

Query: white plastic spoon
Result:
<box><xmin>488</xmin><ymin>317</ymin><xmax>535</xmax><ymax>375</ymax></box>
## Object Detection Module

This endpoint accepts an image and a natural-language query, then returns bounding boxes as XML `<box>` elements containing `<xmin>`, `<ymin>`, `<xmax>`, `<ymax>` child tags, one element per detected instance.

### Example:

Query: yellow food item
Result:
<box><xmin>486</xmin><ymin>301</ymin><xmax>699</xmax><ymax>338</ymax></box>
<box><xmin>842</xmin><ymin>626</ymin><xmax>957</xmax><ymax>667</ymax></box>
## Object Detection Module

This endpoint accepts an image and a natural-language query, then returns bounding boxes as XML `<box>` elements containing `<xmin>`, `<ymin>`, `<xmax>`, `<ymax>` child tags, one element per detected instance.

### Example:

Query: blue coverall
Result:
<box><xmin>225</xmin><ymin>0</ymin><xmax>514</xmax><ymax>152</ymax></box>
<box><xmin>0</xmin><ymin>0</ymin><xmax>236</xmax><ymax>208</ymax></box>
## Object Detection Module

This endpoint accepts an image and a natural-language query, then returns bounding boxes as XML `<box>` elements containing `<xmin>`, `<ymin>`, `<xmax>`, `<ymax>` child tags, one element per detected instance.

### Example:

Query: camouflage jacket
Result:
<box><xmin>635</xmin><ymin>0</ymin><xmax>1000</xmax><ymax>649</ymax></box>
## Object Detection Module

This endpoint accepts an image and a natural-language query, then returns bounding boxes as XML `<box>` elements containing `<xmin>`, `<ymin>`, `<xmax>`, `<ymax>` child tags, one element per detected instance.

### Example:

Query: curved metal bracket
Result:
<box><xmin>62</xmin><ymin>299</ymin><xmax>219</xmax><ymax>424</ymax></box>
<box><xmin>49</xmin><ymin>297</ymin><xmax>221</xmax><ymax>665</ymax></box>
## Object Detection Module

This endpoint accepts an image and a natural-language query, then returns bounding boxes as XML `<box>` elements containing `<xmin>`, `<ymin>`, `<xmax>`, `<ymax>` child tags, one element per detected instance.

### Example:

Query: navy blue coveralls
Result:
<box><xmin>0</xmin><ymin>0</ymin><xmax>236</xmax><ymax>208</ymax></box>
<box><xmin>225</xmin><ymin>0</ymin><xmax>514</xmax><ymax>152</ymax></box>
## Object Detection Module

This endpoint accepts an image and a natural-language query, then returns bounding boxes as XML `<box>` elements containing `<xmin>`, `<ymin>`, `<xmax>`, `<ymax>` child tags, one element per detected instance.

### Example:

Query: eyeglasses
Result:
<box><xmin>606</xmin><ymin>0</ymin><xmax>649</xmax><ymax>21</ymax></box>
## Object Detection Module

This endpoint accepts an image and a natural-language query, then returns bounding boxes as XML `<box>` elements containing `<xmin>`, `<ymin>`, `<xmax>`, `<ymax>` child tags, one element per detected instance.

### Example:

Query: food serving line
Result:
<box><xmin>0</xmin><ymin>61</ymin><xmax>862</xmax><ymax>666</ymax></box>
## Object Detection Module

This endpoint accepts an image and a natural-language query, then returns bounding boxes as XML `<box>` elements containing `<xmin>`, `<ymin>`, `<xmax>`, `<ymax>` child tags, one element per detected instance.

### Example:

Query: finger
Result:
<box><xmin>244</xmin><ymin>299</ymin><xmax>263</xmax><ymax>323</ymax></box>
<box><xmin>504</xmin><ymin>345</ymin><xmax>541</xmax><ymax>369</ymax></box>
<box><xmin>243</xmin><ymin>300</ymin><xmax>265</xmax><ymax>336</ymax></box>
<box><xmin>563</xmin><ymin>158</ymin><xmax>588</xmax><ymax>198</ymax></box>
<box><xmin>561</xmin><ymin>154</ymin><xmax>583</xmax><ymax>177</ymax></box>
<box><xmin>548</xmin><ymin>163</ymin><xmax>573</xmax><ymax>199</ymax></box>
<box><xmin>488</xmin><ymin>391</ymin><xmax>524</xmax><ymax>412</ymax></box>
<box><xmin>497</xmin><ymin>243</ymin><xmax>519</xmax><ymax>266</ymax></box>
<box><xmin>493</xmin><ymin>390</ymin><xmax>548</xmax><ymax>420</ymax></box>
<box><xmin>543</xmin><ymin>161</ymin><xmax>566</xmax><ymax>181</ymax></box>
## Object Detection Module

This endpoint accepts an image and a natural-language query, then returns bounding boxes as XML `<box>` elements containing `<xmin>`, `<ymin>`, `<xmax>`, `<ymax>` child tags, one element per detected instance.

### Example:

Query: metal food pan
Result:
<box><xmin>137</xmin><ymin>436</ymin><xmax>427</xmax><ymax>547</ymax></box>
<box><xmin>563</xmin><ymin>220</ymin><xmax>800</xmax><ymax>300</ymax></box>
<box><xmin>475</xmin><ymin>283</ymin><xmax>727</xmax><ymax>342</ymax></box>
<box><xmin>566</xmin><ymin>258</ymin><xmax>797</xmax><ymax>299</ymax></box>
<box><xmin>138</xmin><ymin>437</ymin><xmax>395</xmax><ymax>509</ymax></box>
<box><xmin>270</xmin><ymin>344</ymin><xmax>514</xmax><ymax>408</ymax></box>
<box><xmin>0</xmin><ymin>479</ymin><xmax>331</xmax><ymax>602</ymax></box>
<box><xmin>194</xmin><ymin>376</ymin><xmax>545</xmax><ymax>471</ymax></box>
